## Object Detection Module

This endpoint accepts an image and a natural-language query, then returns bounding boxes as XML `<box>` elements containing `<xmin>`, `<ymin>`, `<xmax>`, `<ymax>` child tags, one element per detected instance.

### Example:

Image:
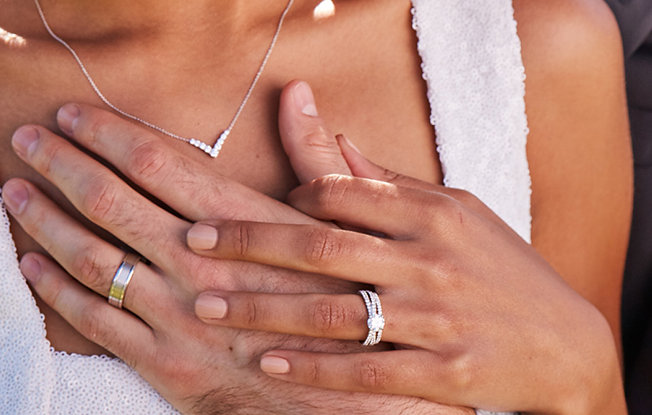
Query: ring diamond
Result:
<box><xmin>359</xmin><ymin>290</ymin><xmax>385</xmax><ymax>346</ymax></box>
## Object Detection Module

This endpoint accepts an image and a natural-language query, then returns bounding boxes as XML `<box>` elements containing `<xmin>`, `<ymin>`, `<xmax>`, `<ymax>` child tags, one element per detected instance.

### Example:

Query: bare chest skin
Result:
<box><xmin>0</xmin><ymin>0</ymin><xmax>439</xmax><ymax>354</ymax></box>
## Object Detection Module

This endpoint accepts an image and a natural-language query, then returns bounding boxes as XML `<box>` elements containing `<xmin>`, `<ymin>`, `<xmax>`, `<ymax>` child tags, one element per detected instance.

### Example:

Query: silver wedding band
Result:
<box><xmin>359</xmin><ymin>289</ymin><xmax>385</xmax><ymax>346</ymax></box>
<box><xmin>108</xmin><ymin>253</ymin><xmax>141</xmax><ymax>309</ymax></box>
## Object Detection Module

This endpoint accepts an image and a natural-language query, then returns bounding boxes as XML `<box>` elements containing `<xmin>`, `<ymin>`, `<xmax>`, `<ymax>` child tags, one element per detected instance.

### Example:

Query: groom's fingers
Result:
<box><xmin>257</xmin><ymin>349</ymin><xmax>463</xmax><ymax>406</ymax></box>
<box><xmin>56</xmin><ymin>103</ymin><xmax>315</xmax><ymax>225</ymax></box>
<box><xmin>279</xmin><ymin>80</ymin><xmax>352</xmax><ymax>183</ymax></box>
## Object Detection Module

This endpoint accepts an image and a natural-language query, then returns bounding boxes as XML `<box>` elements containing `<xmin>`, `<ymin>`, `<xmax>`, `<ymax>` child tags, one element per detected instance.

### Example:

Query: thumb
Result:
<box><xmin>336</xmin><ymin>134</ymin><xmax>438</xmax><ymax>192</ymax></box>
<box><xmin>278</xmin><ymin>80</ymin><xmax>351</xmax><ymax>183</ymax></box>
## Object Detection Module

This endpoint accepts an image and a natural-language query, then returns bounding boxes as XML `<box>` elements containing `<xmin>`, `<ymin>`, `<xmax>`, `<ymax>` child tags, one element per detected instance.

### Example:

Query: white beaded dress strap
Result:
<box><xmin>411</xmin><ymin>0</ymin><xmax>531</xmax><ymax>243</ymax></box>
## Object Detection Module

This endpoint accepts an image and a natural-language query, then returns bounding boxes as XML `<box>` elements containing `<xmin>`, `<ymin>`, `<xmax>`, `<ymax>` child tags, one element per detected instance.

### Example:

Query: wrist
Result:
<box><xmin>551</xmin><ymin>310</ymin><xmax>626</xmax><ymax>415</ymax></box>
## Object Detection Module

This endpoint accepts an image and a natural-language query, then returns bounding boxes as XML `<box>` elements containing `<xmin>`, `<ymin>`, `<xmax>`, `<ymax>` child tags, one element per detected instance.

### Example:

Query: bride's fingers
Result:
<box><xmin>336</xmin><ymin>134</ymin><xmax>438</xmax><ymax>192</ymax></box>
<box><xmin>288</xmin><ymin>175</ymin><xmax>453</xmax><ymax>238</ymax></box>
<box><xmin>3</xmin><ymin>179</ymin><xmax>172</xmax><ymax>323</ymax></box>
<box><xmin>257</xmin><ymin>350</ymin><xmax>462</xmax><ymax>406</ymax></box>
<box><xmin>186</xmin><ymin>221</ymin><xmax>405</xmax><ymax>285</ymax></box>
<box><xmin>278</xmin><ymin>81</ymin><xmax>502</xmax><ymax>233</ymax></box>
<box><xmin>195</xmin><ymin>291</ymin><xmax>432</xmax><ymax>346</ymax></box>
<box><xmin>278</xmin><ymin>80</ymin><xmax>351</xmax><ymax>183</ymax></box>
<box><xmin>56</xmin><ymin>103</ymin><xmax>315</xmax><ymax>224</ymax></box>
<box><xmin>195</xmin><ymin>292</ymin><xmax>370</xmax><ymax>341</ymax></box>
<box><xmin>278</xmin><ymin>82</ymin><xmax>495</xmax><ymax>229</ymax></box>
<box><xmin>278</xmin><ymin>80</ymin><xmax>452</xmax><ymax>198</ymax></box>
<box><xmin>21</xmin><ymin>253</ymin><xmax>156</xmax><ymax>369</ymax></box>
<box><xmin>337</xmin><ymin>135</ymin><xmax>506</xmax><ymax>226</ymax></box>
<box><xmin>10</xmin><ymin>125</ymin><xmax>189</xmax><ymax>269</ymax></box>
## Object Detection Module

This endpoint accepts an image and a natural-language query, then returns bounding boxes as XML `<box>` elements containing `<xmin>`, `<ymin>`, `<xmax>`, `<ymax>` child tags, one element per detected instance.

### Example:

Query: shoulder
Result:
<box><xmin>513</xmin><ymin>0</ymin><xmax>621</xmax><ymax>74</ymax></box>
<box><xmin>512</xmin><ymin>0</ymin><xmax>631</xmax><ymax>223</ymax></box>
<box><xmin>513</xmin><ymin>0</ymin><xmax>617</xmax><ymax>35</ymax></box>
<box><xmin>512</xmin><ymin>0</ymin><xmax>629</xmax><ymax>184</ymax></box>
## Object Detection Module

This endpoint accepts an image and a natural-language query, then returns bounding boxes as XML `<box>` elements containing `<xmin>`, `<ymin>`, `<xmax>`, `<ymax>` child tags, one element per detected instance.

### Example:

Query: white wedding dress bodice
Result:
<box><xmin>0</xmin><ymin>0</ymin><xmax>530</xmax><ymax>413</ymax></box>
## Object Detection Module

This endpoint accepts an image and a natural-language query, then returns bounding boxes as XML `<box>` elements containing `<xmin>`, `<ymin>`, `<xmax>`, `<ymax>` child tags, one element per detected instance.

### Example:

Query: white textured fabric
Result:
<box><xmin>0</xmin><ymin>0</ymin><xmax>530</xmax><ymax>413</ymax></box>
<box><xmin>0</xmin><ymin>192</ymin><xmax>177</xmax><ymax>413</ymax></box>
<box><xmin>412</xmin><ymin>0</ymin><xmax>531</xmax><ymax>243</ymax></box>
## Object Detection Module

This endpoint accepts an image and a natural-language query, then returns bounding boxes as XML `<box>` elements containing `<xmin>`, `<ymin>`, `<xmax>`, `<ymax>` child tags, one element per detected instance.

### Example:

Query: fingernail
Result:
<box><xmin>294</xmin><ymin>81</ymin><xmax>318</xmax><ymax>117</ymax></box>
<box><xmin>336</xmin><ymin>134</ymin><xmax>361</xmax><ymax>153</ymax></box>
<box><xmin>260</xmin><ymin>355</ymin><xmax>290</xmax><ymax>374</ymax></box>
<box><xmin>2</xmin><ymin>181</ymin><xmax>29</xmax><ymax>215</ymax></box>
<box><xmin>11</xmin><ymin>126</ymin><xmax>40</xmax><ymax>159</ymax></box>
<box><xmin>187</xmin><ymin>224</ymin><xmax>218</xmax><ymax>250</ymax></box>
<box><xmin>57</xmin><ymin>104</ymin><xmax>81</xmax><ymax>136</ymax></box>
<box><xmin>195</xmin><ymin>294</ymin><xmax>228</xmax><ymax>319</ymax></box>
<box><xmin>20</xmin><ymin>256</ymin><xmax>41</xmax><ymax>283</ymax></box>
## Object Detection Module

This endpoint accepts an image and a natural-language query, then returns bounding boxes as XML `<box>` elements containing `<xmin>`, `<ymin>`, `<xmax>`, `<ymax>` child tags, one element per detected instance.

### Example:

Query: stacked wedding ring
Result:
<box><xmin>358</xmin><ymin>290</ymin><xmax>385</xmax><ymax>346</ymax></box>
<box><xmin>108</xmin><ymin>253</ymin><xmax>141</xmax><ymax>309</ymax></box>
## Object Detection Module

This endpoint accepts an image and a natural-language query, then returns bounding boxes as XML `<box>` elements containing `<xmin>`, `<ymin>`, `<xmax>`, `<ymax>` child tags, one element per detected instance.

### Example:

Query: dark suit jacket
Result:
<box><xmin>604</xmin><ymin>1</ymin><xmax>652</xmax><ymax>413</ymax></box>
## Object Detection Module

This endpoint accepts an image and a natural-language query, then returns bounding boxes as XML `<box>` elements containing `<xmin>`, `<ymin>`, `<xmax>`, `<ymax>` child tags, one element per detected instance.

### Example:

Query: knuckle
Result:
<box><xmin>127</xmin><ymin>138</ymin><xmax>168</xmax><ymax>182</ymax></box>
<box><xmin>46</xmin><ymin>274</ymin><xmax>68</xmax><ymax>311</ymax></box>
<box><xmin>407</xmin><ymin>260</ymin><xmax>440</xmax><ymax>292</ymax></box>
<box><xmin>447</xmin><ymin>188</ymin><xmax>478</xmax><ymax>207</ymax></box>
<box><xmin>25</xmin><ymin>210</ymin><xmax>53</xmax><ymax>249</ymax></box>
<box><xmin>85</xmin><ymin>113</ymin><xmax>113</xmax><ymax>145</ymax></box>
<box><xmin>78</xmin><ymin>303</ymin><xmax>107</xmax><ymax>344</ymax></box>
<box><xmin>227</xmin><ymin>222</ymin><xmax>252</xmax><ymax>257</ymax></box>
<box><xmin>354</xmin><ymin>359</ymin><xmax>390</xmax><ymax>390</ymax></box>
<box><xmin>242</xmin><ymin>297</ymin><xmax>259</xmax><ymax>326</ymax></box>
<box><xmin>411</xmin><ymin>246</ymin><xmax>444</xmax><ymax>270</ymax></box>
<box><xmin>423</xmin><ymin>251</ymin><xmax>460</xmax><ymax>281</ymax></box>
<box><xmin>73</xmin><ymin>291</ymin><xmax>145</xmax><ymax>370</ymax></box>
<box><xmin>433</xmin><ymin>312</ymin><xmax>460</xmax><ymax>342</ymax></box>
<box><xmin>40</xmin><ymin>141</ymin><xmax>66</xmax><ymax>176</ymax></box>
<box><xmin>425</xmin><ymin>195</ymin><xmax>466</xmax><ymax>231</ymax></box>
<box><xmin>82</xmin><ymin>174</ymin><xmax>121</xmax><ymax>224</ymax></box>
<box><xmin>78</xmin><ymin>304</ymin><xmax>136</xmax><ymax>366</ymax></box>
<box><xmin>444</xmin><ymin>355</ymin><xmax>476</xmax><ymax>391</ymax></box>
<box><xmin>381</xmin><ymin>168</ymin><xmax>401</xmax><ymax>183</ymax></box>
<box><xmin>307</xmin><ymin>358</ymin><xmax>321</xmax><ymax>384</ymax></box>
<box><xmin>302</xmin><ymin>126</ymin><xmax>337</xmax><ymax>153</ymax></box>
<box><xmin>304</xmin><ymin>229</ymin><xmax>343</xmax><ymax>266</ymax></box>
<box><xmin>71</xmin><ymin>244</ymin><xmax>111</xmax><ymax>292</ymax></box>
<box><xmin>309</xmin><ymin>299</ymin><xmax>349</xmax><ymax>334</ymax></box>
<box><xmin>313</xmin><ymin>174</ymin><xmax>351</xmax><ymax>209</ymax></box>
<box><xmin>415</xmin><ymin>255</ymin><xmax>465</xmax><ymax>298</ymax></box>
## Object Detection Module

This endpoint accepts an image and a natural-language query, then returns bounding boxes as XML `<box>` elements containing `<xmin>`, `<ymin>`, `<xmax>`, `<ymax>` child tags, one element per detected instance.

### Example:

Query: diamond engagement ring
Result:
<box><xmin>108</xmin><ymin>253</ymin><xmax>141</xmax><ymax>309</ymax></box>
<box><xmin>358</xmin><ymin>290</ymin><xmax>385</xmax><ymax>346</ymax></box>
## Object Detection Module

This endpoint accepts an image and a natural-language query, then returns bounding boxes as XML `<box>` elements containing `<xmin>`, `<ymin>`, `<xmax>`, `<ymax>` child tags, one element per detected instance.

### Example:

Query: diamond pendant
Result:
<box><xmin>189</xmin><ymin>130</ymin><xmax>230</xmax><ymax>158</ymax></box>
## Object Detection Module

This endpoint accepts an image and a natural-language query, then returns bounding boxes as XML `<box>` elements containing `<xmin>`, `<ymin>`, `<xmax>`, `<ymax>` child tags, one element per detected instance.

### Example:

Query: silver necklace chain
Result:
<box><xmin>34</xmin><ymin>0</ymin><xmax>295</xmax><ymax>158</ymax></box>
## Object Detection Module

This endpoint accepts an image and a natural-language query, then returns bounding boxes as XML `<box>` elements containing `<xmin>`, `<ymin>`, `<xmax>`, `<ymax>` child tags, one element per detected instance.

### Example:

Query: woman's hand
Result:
<box><xmin>188</xmin><ymin>140</ymin><xmax>626</xmax><ymax>414</ymax></box>
<box><xmin>3</xmin><ymin>81</ymin><xmax>472</xmax><ymax>414</ymax></box>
